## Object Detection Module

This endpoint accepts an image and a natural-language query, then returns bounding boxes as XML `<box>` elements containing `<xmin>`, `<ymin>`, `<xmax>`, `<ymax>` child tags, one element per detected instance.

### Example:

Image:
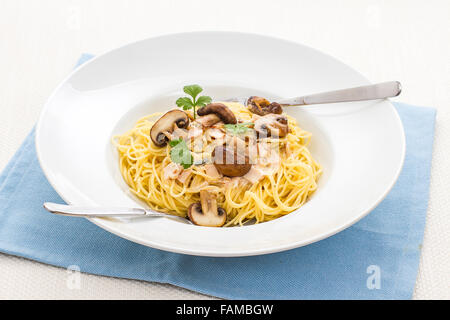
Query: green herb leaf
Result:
<box><xmin>196</xmin><ymin>95</ymin><xmax>212</xmax><ymax>107</ymax></box>
<box><xmin>169</xmin><ymin>138</ymin><xmax>182</xmax><ymax>147</ymax></box>
<box><xmin>176</xmin><ymin>85</ymin><xmax>212</xmax><ymax>119</ymax></box>
<box><xmin>169</xmin><ymin>138</ymin><xmax>193</xmax><ymax>169</ymax></box>
<box><xmin>183</xmin><ymin>84</ymin><xmax>203</xmax><ymax>100</ymax></box>
<box><xmin>176</xmin><ymin>97</ymin><xmax>194</xmax><ymax>110</ymax></box>
<box><xmin>224</xmin><ymin>122</ymin><xmax>254</xmax><ymax>135</ymax></box>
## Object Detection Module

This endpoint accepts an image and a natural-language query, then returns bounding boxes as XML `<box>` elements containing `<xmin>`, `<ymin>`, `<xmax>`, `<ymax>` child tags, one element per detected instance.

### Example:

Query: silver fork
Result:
<box><xmin>225</xmin><ymin>81</ymin><xmax>401</xmax><ymax>106</ymax></box>
<box><xmin>43</xmin><ymin>202</ymin><xmax>193</xmax><ymax>224</ymax></box>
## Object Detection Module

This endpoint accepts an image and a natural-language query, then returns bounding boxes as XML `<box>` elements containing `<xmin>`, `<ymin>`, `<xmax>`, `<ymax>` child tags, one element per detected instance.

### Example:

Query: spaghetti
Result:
<box><xmin>113</xmin><ymin>102</ymin><xmax>321</xmax><ymax>226</ymax></box>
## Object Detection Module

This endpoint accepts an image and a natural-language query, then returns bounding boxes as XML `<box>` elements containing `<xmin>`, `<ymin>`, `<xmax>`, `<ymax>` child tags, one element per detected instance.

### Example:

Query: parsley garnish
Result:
<box><xmin>224</xmin><ymin>122</ymin><xmax>254</xmax><ymax>135</ymax></box>
<box><xmin>169</xmin><ymin>138</ymin><xmax>193</xmax><ymax>169</ymax></box>
<box><xmin>175</xmin><ymin>85</ymin><xmax>212</xmax><ymax>119</ymax></box>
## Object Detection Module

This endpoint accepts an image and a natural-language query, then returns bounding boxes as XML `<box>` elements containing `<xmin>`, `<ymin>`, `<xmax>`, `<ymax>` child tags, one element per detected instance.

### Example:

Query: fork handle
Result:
<box><xmin>277</xmin><ymin>81</ymin><xmax>401</xmax><ymax>106</ymax></box>
<box><xmin>43</xmin><ymin>202</ymin><xmax>193</xmax><ymax>224</ymax></box>
<box><xmin>43</xmin><ymin>202</ymin><xmax>147</xmax><ymax>217</ymax></box>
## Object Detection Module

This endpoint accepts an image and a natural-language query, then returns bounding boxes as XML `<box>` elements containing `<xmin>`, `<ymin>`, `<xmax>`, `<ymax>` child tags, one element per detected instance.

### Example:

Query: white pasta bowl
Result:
<box><xmin>36</xmin><ymin>32</ymin><xmax>405</xmax><ymax>257</ymax></box>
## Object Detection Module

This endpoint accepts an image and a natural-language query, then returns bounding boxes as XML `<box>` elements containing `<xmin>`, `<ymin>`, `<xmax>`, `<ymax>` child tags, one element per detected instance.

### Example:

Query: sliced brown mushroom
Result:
<box><xmin>212</xmin><ymin>145</ymin><xmax>252</xmax><ymax>177</ymax></box>
<box><xmin>150</xmin><ymin>110</ymin><xmax>189</xmax><ymax>147</ymax></box>
<box><xmin>197</xmin><ymin>103</ymin><xmax>237</xmax><ymax>126</ymax></box>
<box><xmin>254</xmin><ymin>114</ymin><xmax>289</xmax><ymax>138</ymax></box>
<box><xmin>195</xmin><ymin>113</ymin><xmax>221</xmax><ymax>127</ymax></box>
<box><xmin>187</xmin><ymin>190</ymin><xmax>226</xmax><ymax>227</ymax></box>
<box><xmin>247</xmin><ymin>96</ymin><xmax>283</xmax><ymax>116</ymax></box>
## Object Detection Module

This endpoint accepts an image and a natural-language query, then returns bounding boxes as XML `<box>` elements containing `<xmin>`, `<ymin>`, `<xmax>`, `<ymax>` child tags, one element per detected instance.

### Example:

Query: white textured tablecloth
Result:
<box><xmin>0</xmin><ymin>0</ymin><xmax>448</xmax><ymax>299</ymax></box>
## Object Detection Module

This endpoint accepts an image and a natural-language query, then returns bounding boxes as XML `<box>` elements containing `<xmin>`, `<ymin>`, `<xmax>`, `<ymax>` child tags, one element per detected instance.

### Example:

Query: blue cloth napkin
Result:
<box><xmin>0</xmin><ymin>54</ymin><xmax>436</xmax><ymax>299</ymax></box>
